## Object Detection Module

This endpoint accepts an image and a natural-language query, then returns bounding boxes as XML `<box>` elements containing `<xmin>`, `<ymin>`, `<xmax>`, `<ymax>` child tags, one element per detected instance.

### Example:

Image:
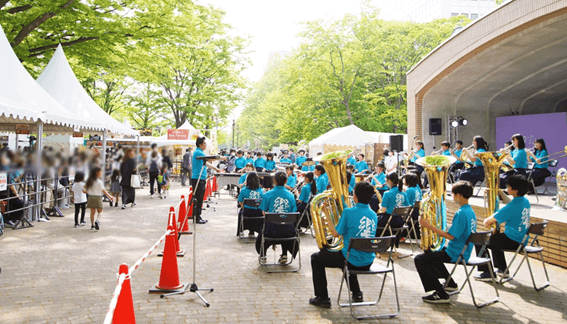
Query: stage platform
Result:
<box><xmin>446</xmin><ymin>185</ymin><xmax>567</xmax><ymax>268</ymax></box>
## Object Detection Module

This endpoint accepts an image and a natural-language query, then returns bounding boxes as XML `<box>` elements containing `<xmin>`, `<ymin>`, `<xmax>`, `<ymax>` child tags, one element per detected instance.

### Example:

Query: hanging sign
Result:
<box><xmin>73</xmin><ymin>132</ymin><xmax>84</xmax><ymax>138</ymax></box>
<box><xmin>16</xmin><ymin>124</ymin><xmax>30</xmax><ymax>135</ymax></box>
<box><xmin>167</xmin><ymin>129</ymin><xmax>189</xmax><ymax>140</ymax></box>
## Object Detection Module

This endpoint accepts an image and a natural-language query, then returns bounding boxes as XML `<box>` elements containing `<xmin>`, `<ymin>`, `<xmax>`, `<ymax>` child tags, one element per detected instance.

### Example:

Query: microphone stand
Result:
<box><xmin>161</xmin><ymin>155</ymin><xmax>220</xmax><ymax>307</ymax></box>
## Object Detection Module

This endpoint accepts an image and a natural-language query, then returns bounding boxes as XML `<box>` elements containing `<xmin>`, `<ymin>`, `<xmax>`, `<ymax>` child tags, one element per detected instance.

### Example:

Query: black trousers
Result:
<box><xmin>149</xmin><ymin>170</ymin><xmax>161</xmax><ymax>195</ymax></box>
<box><xmin>311</xmin><ymin>249</ymin><xmax>371</xmax><ymax>299</ymax></box>
<box><xmin>500</xmin><ymin>168</ymin><xmax>526</xmax><ymax>189</ymax></box>
<box><xmin>255</xmin><ymin>223</ymin><xmax>298</xmax><ymax>258</ymax></box>
<box><xmin>459</xmin><ymin>166</ymin><xmax>484</xmax><ymax>187</ymax></box>
<box><xmin>414</xmin><ymin>249</ymin><xmax>454</xmax><ymax>293</ymax></box>
<box><xmin>529</xmin><ymin>168</ymin><xmax>551</xmax><ymax>188</ymax></box>
<box><xmin>476</xmin><ymin>233</ymin><xmax>520</xmax><ymax>273</ymax></box>
<box><xmin>74</xmin><ymin>202</ymin><xmax>86</xmax><ymax>225</ymax></box>
<box><xmin>190</xmin><ymin>178</ymin><xmax>206</xmax><ymax>219</ymax></box>
<box><xmin>237</xmin><ymin>207</ymin><xmax>263</xmax><ymax>235</ymax></box>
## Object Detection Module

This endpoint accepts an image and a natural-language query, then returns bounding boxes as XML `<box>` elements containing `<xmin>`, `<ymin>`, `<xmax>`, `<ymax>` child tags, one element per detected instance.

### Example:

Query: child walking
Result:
<box><xmin>158</xmin><ymin>166</ymin><xmax>170</xmax><ymax>199</ymax></box>
<box><xmin>84</xmin><ymin>167</ymin><xmax>112</xmax><ymax>230</ymax></box>
<box><xmin>72</xmin><ymin>172</ymin><xmax>87</xmax><ymax>228</ymax></box>
<box><xmin>109</xmin><ymin>169</ymin><xmax>121</xmax><ymax>207</ymax></box>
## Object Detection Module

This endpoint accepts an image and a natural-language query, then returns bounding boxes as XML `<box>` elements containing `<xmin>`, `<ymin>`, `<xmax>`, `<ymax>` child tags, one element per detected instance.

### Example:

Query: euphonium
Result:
<box><xmin>474</xmin><ymin>151</ymin><xmax>510</xmax><ymax>233</ymax></box>
<box><xmin>310</xmin><ymin>150</ymin><xmax>352</xmax><ymax>251</ymax></box>
<box><xmin>417</xmin><ymin>155</ymin><xmax>456</xmax><ymax>251</ymax></box>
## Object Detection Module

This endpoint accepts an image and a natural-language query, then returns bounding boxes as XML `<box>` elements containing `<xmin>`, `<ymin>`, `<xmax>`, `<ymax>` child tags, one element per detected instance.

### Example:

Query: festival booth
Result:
<box><xmin>308</xmin><ymin>124</ymin><xmax>376</xmax><ymax>160</ymax></box>
<box><xmin>152</xmin><ymin>122</ymin><xmax>203</xmax><ymax>177</ymax></box>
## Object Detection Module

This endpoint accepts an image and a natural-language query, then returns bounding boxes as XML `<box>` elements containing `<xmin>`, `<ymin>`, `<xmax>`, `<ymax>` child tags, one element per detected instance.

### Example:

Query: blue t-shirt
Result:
<box><xmin>494</xmin><ymin>196</ymin><xmax>530</xmax><ymax>244</ymax></box>
<box><xmin>265</xmin><ymin>160</ymin><xmax>276</xmax><ymax>171</ymax></box>
<box><xmin>405</xmin><ymin>186</ymin><xmax>422</xmax><ymax>206</ymax></box>
<box><xmin>316</xmin><ymin>174</ymin><xmax>328</xmax><ymax>194</ymax></box>
<box><xmin>347</xmin><ymin>156</ymin><xmax>357</xmax><ymax>166</ymax></box>
<box><xmin>254</xmin><ymin>157</ymin><xmax>266</xmax><ymax>169</ymax></box>
<box><xmin>245</xmin><ymin>157</ymin><xmax>254</xmax><ymax>166</ymax></box>
<box><xmin>286</xmin><ymin>173</ymin><xmax>297</xmax><ymax>187</ymax></box>
<box><xmin>410</xmin><ymin>148</ymin><xmax>425</xmax><ymax>163</ymax></box>
<box><xmin>454</xmin><ymin>148</ymin><xmax>463</xmax><ymax>165</ymax></box>
<box><xmin>260</xmin><ymin>186</ymin><xmax>297</xmax><ymax>213</ymax></box>
<box><xmin>298</xmin><ymin>183</ymin><xmax>313</xmax><ymax>203</ymax></box>
<box><xmin>355</xmin><ymin>161</ymin><xmax>368</xmax><ymax>173</ymax></box>
<box><xmin>238</xmin><ymin>173</ymin><xmax>248</xmax><ymax>184</ymax></box>
<box><xmin>349</xmin><ymin>175</ymin><xmax>356</xmax><ymax>193</ymax></box>
<box><xmin>335</xmin><ymin>203</ymin><xmax>378</xmax><ymax>267</ymax></box>
<box><xmin>235</xmin><ymin>157</ymin><xmax>246</xmax><ymax>169</ymax></box>
<box><xmin>280</xmin><ymin>158</ymin><xmax>292</xmax><ymax>164</ymax></box>
<box><xmin>296</xmin><ymin>156</ymin><xmax>307</xmax><ymax>168</ymax></box>
<box><xmin>511</xmin><ymin>148</ymin><xmax>527</xmax><ymax>169</ymax></box>
<box><xmin>191</xmin><ymin>147</ymin><xmax>207</xmax><ymax>180</ymax></box>
<box><xmin>238</xmin><ymin>187</ymin><xmax>264</xmax><ymax>208</ymax></box>
<box><xmin>442</xmin><ymin>149</ymin><xmax>451</xmax><ymax>156</ymax></box>
<box><xmin>474</xmin><ymin>148</ymin><xmax>486</xmax><ymax>167</ymax></box>
<box><xmin>531</xmin><ymin>149</ymin><xmax>548</xmax><ymax>169</ymax></box>
<box><xmin>381</xmin><ymin>187</ymin><xmax>409</xmax><ymax>214</ymax></box>
<box><xmin>370</xmin><ymin>173</ymin><xmax>386</xmax><ymax>188</ymax></box>
<box><xmin>446</xmin><ymin>204</ymin><xmax>477</xmax><ymax>262</ymax></box>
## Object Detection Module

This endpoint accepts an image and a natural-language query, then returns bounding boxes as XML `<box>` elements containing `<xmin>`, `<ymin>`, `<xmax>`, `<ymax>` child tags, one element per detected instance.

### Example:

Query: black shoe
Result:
<box><xmin>352</xmin><ymin>292</ymin><xmax>363</xmax><ymax>303</ymax></box>
<box><xmin>443</xmin><ymin>281</ymin><xmax>458</xmax><ymax>292</ymax></box>
<box><xmin>94</xmin><ymin>220</ymin><xmax>100</xmax><ymax>230</ymax></box>
<box><xmin>309</xmin><ymin>297</ymin><xmax>331</xmax><ymax>308</ymax></box>
<box><xmin>474</xmin><ymin>272</ymin><xmax>493</xmax><ymax>282</ymax></box>
<box><xmin>122</xmin><ymin>204</ymin><xmax>126</xmax><ymax>209</ymax></box>
<box><xmin>109</xmin><ymin>201</ymin><xmax>113</xmax><ymax>207</ymax></box>
<box><xmin>422</xmin><ymin>291</ymin><xmax>450</xmax><ymax>304</ymax></box>
<box><xmin>196</xmin><ymin>218</ymin><xmax>207</xmax><ymax>224</ymax></box>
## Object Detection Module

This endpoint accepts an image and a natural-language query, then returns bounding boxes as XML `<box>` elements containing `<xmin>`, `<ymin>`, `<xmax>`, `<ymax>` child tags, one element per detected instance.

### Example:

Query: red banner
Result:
<box><xmin>167</xmin><ymin>129</ymin><xmax>189</xmax><ymax>140</ymax></box>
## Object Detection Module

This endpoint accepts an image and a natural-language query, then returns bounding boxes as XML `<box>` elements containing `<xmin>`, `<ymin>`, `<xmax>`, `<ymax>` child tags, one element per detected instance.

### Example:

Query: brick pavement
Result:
<box><xmin>1</xmin><ymin>183</ymin><xmax>566</xmax><ymax>323</ymax></box>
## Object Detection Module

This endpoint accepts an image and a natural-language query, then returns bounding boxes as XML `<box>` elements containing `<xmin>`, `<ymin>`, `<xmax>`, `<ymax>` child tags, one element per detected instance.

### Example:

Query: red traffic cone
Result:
<box><xmin>112</xmin><ymin>264</ymin><xmax>135</xmax><ymax>324</ymax></box>
<box><xmin>159</xmin><ymin>209</ymin><xmax>185</xmax><ymax>257</ymax></box>
<box><xmin>206</xmin><ymin>178</ymin><xmax>213</xmax><ymax>199</ymax></box>
<box><xmin>212</xmin><ymin>176</ymin><xmax>218</xmax><ymax>194</ymax></box>
<box><xmin>179</xmin><ymin>195</ymin><xmax>192</xmax><ymax>235</ymax></box>
<box><xmin>149</xmin><ymin>219</ymin><xmax>188</xmax><ymax>293</ymax></box>
<box><xmin>186</xmin><ymin>190</ymin><xmax>194</xmax><ymax>220</ymax></box>
<box><xmin>203</xmin><ymin>179</ymin><xmax>209</xmax><ymax>202</ymax></box>
<box><xmin>177</xmin><ymin>195</ymin><xmax>186</xmax><ymax>231</ymax></box>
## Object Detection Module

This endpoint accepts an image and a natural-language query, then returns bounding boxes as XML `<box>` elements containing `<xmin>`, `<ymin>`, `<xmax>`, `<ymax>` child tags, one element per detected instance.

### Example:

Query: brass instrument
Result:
<box><xmin>459</xmin><ymin>144</ymin><xmax>475</xmax><ymax>168</ymax></box>
<box><xmin>535</xmin><ymin>145</ymin><xmax>567</xmax><ymax>163</ymax></box>
<box><xmin>554</xmin><ymin>168</ymin><xmax>567</xmax><ymax>210</ymax></box>
<box><xmin>431</xmin><ymin>148</ymin><xmax>444</xmax><ymax>155</ymax></box>
<box><xmin>499</xmin><ymin>144</ymin><xmax>517</xmax><ymax>172</ymax></box>
<box><xmin>310</xmin><ymin>151</ymin><xmax>352</xmax><ymax>251</ymax></box>
<box><xmin>474</xmin><ymin>151</ymin><xmax>510</xmax><ymax>233</ymax></box>
<box><xmin>417</xmin><ymin>155</ymin><xmax>456</xmax><ymax>251</ymax></box>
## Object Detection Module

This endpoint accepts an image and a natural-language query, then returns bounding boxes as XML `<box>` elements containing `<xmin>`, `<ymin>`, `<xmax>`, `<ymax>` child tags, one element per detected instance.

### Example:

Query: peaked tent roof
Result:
<box><xmin>36</xmin><ymin>45</ymin><xmax>138</xmax><ymax>136</ymax></box>
<box><xmin>309</xmin><ymin>125</ymin><xmax>376</xmax><ymax>147</ymax></box>
<box><xmin>178</xmin><ymin>121</ymin><xmax>196</xmax><ymax>130</ymax></box>
<box><xmin>0</xmin><ymin>25</ymin><xmax>96</xmax><ymax>133</ymax></box>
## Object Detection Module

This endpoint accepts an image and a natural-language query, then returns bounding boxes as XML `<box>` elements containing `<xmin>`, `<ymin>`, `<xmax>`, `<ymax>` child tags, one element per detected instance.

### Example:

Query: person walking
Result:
<box><xmin>84</xmin><ymin>167</ymin><xmax>112</xmax><ymax>230</ymax></box>
<box><xmin>181</xmin><ymin>148</ymin><xmax>192</xmax><ymax>186</ymax></box>
<box><xmin>147</xmin><ymin>151</ymin><xmax>162</xmax><ymax>198</ymax></box>
<box><xmin>71</xmin><ymin>172</ymin><xmax>87</xmax><ymax>228</ymax></box>
<box><xmin>120</xmin><ymin>149</ymin><xmax>137</xmax><ymax>209</ymax></box>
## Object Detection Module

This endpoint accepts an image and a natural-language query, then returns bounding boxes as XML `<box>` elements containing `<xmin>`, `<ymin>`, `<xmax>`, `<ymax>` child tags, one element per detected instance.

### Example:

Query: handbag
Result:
<box><xmin>130</xmin><ymin>174</ymin><xmax>142</xmax><ymax>189</ymax></box>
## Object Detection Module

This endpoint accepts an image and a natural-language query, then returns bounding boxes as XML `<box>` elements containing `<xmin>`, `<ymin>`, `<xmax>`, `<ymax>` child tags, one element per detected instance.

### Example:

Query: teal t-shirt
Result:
<box><xmin>254</xmin><ymin>157</ymin><xmax>266</xmax><ymax>169</ymax></box>
<box><xmin>238</xmin><ymin>173</ymin><xmax>248</xmax><ymax>184</ymax></box>
<box><xmin>316</xmin><ymin>174</ymin><xmax>328</xmax><ymax>194</ymax></box>
<box><xmin>381</xmin><ymin>187</ymin><xmax>409</xmax><ymax>214</ymax></box>
<box><xmin>474</xmin><ymin>148</ymin><xmax>486</xmax><ymax>167</ymax></box>
<box><xmin>405</xmin><ymin>186</ymin><xmax>422</xmax><ymax>206</ymax></box>
<box><xmin>265</xmin><ymin>160</ymin><xmax>276</xmax><ymax>171</ymax></box>
<box><xmin>259</xmin><ymin>186</ymin><xmax>297</xmax><ymax>213</ymax></box>
<box><xmin>355</xmin><ymin>161</ymin><xmax>368</xmax><ymax>173</ymax></box>
<box><xmin>347</xmin><ymin>156</ymin><xmax>357</xmax><ymax>166</ymax></box>
<box><xmin>446</xmin><ymin>204</ymin><xmax>477</xmax><ymax>262</ymax></box>
<box><xmin>531</xmin><ymin>149</ymin><xmax>548</xmax><ymax>169</ymax></box>
<box><xmin>238</xmin><ymin>187</ymin><xmax>264</xmax><ymax>208</ymax></box>
<box><xmin>298</xmin><ymin>183</ymin><xmax>313</xmax><ymax>203</ymax></box>
<box><xmin>410</xmin><ymin>148</ymin><xmax>425</xmax><ymax>162</ymax></box>
<box><xmin>286</xmin><ymin>174</ymin><xmax>297</xmax><ymax>187</ymax></box>
<box><xmin>335</xmin><ymin>203</ymin><xmax>378</xmax><ymax>267</ymax></box>
<box><xmin>454</xmin><ymin>148</ymin><xmax>463</xmax><ymax>165</ymax></box>
<box><xmin>235</xmin><ymin>157</ymin><xmax>246</xmax><ymax>169</ymax></box>
<box><xmin>191</xmin><ymin>147</ymin><xmax>207</xmax><ymax>180</ymax></box>
<box><xmin>370</xmin><ymin>173</ymin><xmax>386</xmax><ymax>188</ymax></box>
<box><xmin>296</xmin><ymin>156</ymin><xmax>307</xmax><ymax>168</ymax></box>
<box><xmin>511</xmin><ymin>148</ymin><xmax>527</xmax><ymax>169</ymax></box>
<box><xmin>494</xmin><ymin>196</ymin><xmax>530</xmax><ymax>244</ymax></box>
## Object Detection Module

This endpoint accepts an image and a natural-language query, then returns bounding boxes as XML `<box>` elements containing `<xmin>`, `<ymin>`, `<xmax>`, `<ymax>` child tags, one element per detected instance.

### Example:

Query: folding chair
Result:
<box><xmin>338</xmin><ymin>236</ymin><xmax>399</xmax><ymax>319</ymax></box>
<box><xmin>297</xmin><ymin>196</ymin><xmax>314</xmax><ymax>237</ymax></box>
<box><xmin>526</xmin><ymin>162</ymin><xmax>539</xmax><ymax>203</ymax></box>
<box><xmin>377</xmin><ymin>206</ymin><xmax>412</xmax><ymax>257</ymax></box>
<box><xmin>444</xmin><ymin>231</ymin><xmax>499</xmax><ymax>308</ymax></box>
<box><xmin>529</xmin><ymin>160</ymin><xmax>558</xmax><ymax>196</ymax></box>
<box><xmin>402</xmin><ymin>201</ymin><xmax>421</xmax><ymax>254</ymax></box>
<box><xmin>238</xmin><ymin>198</ymin><xmax>263</xmax><ymax>243</ymax></box>
<box><xmin>260</xmin><ymin>212</ymin><xmax>301</xmax><ymax>273</ymax></box>
<box><xmin>500</xmin><ymin>222</ymin><xmax>550</xmax><ymax>291</ymax></box>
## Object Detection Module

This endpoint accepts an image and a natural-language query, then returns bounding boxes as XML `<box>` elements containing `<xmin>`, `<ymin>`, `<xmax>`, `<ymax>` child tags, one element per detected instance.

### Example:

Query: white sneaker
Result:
<box><xmin>278</xmin><ymin>255</ymin><xmax>288</xmax><ymax>264</ymax></box>
<box><xmin>150</xmin><ymin>194</ymin><xmax>154</xmax><ymax>199</ymax></box>
<box><xmin>259</xmin><ymin>256</ymin><xmax>267</xmax><ymax>265</ymax></box>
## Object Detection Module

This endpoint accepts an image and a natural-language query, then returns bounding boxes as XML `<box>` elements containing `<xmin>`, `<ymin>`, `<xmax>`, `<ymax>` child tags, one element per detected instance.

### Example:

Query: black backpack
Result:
<box><xmin>150</xmin><ymin>160</ymin><xmax>159</xmax><ymax>172</ymax></box>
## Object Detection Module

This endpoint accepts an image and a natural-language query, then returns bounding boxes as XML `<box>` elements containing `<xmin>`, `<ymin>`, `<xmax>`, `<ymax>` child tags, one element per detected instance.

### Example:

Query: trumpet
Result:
<box><xmin>431</xmin><ymin>148</ymin><xmax>444</xmax><ymax>155</ymax></box>
<box><xmin>525</xmin><ymin>146</ymin><xmax>536</xmax><ymax>153</ymax></box>
<box><xmin>499</xmin><ymin>144</ymin><xmax>514</xmax><ymax>153</ymax></box>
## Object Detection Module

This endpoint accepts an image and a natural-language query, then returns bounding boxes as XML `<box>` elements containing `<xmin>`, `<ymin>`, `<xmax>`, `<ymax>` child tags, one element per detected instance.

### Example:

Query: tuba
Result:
<box><xmin>417</xmin><ymin>155</ymin><xmax>456</xmax><ymax>251</ymax></box>
<box><xmin>474</xmin><ymin>151</ymin><xmax>509</xmax><ymax>233</ymax></box>
<box><xmin>310</xmin><ymin>150</ymin><xmax>352</xmax><ymax>251</ymax></box>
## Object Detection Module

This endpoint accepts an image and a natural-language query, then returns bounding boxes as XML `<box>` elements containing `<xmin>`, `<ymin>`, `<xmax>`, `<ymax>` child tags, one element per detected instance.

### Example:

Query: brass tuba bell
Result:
<box><xmin>310</xmin><ymin>150</ymin><xmax>352</xmax><ymax>251</ymax></box>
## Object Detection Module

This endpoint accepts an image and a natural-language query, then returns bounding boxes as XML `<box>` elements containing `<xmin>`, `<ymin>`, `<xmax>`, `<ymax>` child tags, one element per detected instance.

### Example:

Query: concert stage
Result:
<box><xmin>446</xmin><ymin>187</ymin><xmax>567</xmax><ymax>268</ymax></box>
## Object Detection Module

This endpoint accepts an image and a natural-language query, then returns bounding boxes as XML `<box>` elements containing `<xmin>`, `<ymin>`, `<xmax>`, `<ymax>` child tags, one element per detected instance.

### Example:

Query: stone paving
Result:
<box><xmin>1</xmin><ymin>183</ymin><xmax>566</xmax><ymax>323</ymax></box>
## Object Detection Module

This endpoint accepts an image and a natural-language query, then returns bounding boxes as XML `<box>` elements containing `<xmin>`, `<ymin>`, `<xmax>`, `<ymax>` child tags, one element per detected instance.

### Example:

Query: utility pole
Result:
<box><xmin>232</xmin><ymin>120</ymin><xmax>235</xmax><ymax>149</ymax></box>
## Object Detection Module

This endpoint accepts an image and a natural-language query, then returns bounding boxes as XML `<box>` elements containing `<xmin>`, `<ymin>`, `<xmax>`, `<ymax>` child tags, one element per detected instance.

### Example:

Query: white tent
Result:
<box><xmin>309</xmin><ymin>125</ymin><xmax>376</xmax><ymax>154</ymax></box>
<box><xmin>367</xmin><ymin>132</ymin><xmax>409</xmax><ymax>152</ymax></box>
<box><xmin>36</xmin><ymin>45</ymin><xmax>137</xmax><ymax>136</ymax></box>
<box><xmin>0</xmin><ymin>25</ymin><xmax>96</xmax><ymax>133</ymax></box>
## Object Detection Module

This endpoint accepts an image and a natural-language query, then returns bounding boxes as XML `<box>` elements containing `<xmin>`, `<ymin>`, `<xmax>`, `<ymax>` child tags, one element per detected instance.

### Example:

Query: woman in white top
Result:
<box><xmin>84</xmin><ymin>167</ymin><xmax>112</xmax><ymax>230</ymax></box>
<box><xmin>71</xmin><ymin>172</ymin><xmax>88</xmax><ymax>228</ymax></box>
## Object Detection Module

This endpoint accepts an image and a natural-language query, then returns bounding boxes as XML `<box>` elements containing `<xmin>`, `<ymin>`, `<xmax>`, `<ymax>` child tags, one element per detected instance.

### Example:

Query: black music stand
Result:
<box><xmin>161</xmin><ymin>155</ymin><xmax>220</xmax><ymax>307</ymax></box>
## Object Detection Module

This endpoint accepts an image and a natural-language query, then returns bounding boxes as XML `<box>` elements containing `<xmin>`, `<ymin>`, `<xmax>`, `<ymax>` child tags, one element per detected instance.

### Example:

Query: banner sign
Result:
<box><xmin>167</xmin><ymin>129</ymin><xmax>189</xmax><ymax>140</ymax></box>
<box><xmin>73</xmin><ymin>132</ymin><xmax>83</xmax><ymax>138</ymax></box>
<box><xmin>16</xmin><ymin>124</ymin><xmax>30</xmax><ymax>135</ymax></box>
<box><xmin>0</xmin><ymin>172</ymin><xmax>7</xmax><ymax>191</ymax></box>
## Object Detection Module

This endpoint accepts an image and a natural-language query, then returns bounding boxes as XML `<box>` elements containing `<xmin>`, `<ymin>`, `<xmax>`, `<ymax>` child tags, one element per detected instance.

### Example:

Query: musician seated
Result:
<box><xmin>279</xmin><ymin>152</ymin><xmax>292</xmax><ymax>164</ymax></box>
<box><xmin>237</xmin><ymin>172</ymin><xmax>264</xmax><ymax>237</ymax></box>
<box><xmin>254</xmin><ymin>152</ymin><xmax>266</xmax><ymax>172</ymax></box>
<box><xmin>309</xmin><ymin>181</ymin><xmax>377</xmax><ymax>308</ymax></box>
<box><xmin>302</xmin><ymin>157</ymin><xmax>315</xmax><ymax>172</ymax></box>
<box><xmin>297</xmin><ymin>172</ymin><xmax>316</xmax><ymax>230</ymax></box>
<box><xmin>238</xmin><ymin>163</ymin><xmax>254</xmax><ymax>189</ymax></box>
<box><xmin>500</xmin><ymin>134</ymin><xmax>528</xmax><ymax>189</ymax></box>
<box><xmin>458</xmin><ymin>136</ymin><xmax>487</xmax><ymax>187</ymax></box>
<box><xmin>369</xmin><ymin>163</ymin><xmax>389</xmax><ymax>197</ymax></box>
<box><xmin>354</xmin><ymin>153</ymin><xmax>369</xmax><ymax>174</ymax></box>
<box><xmin>376</xmin><ymin>172</ymin><xmax>409</xmax><ymax>228</ymax></box>
<box><xmin>475</xmin><ymin>175</ymin><xmax>530</xmax><ymax>281</ymax></box>
<box><xmin>347</xmin><ymin>171</ymin><xmax>354</xmax><ymax>195</ymax></box>
<box><xmin>234</xmin><ymin>150</ymin><xmax>246</xmax><ymax>172</ymax></box>
<box><xmin>414</xmin><ymin>180</ymin><xmax>476</xmax><ymax>304</ymax></box>
<box><xmin>347</xmin><ymin>152</ymin><xmax>357</xmax><ymax>167</ymax></box>
<box><xmin>409</xmin><ymin>141</ymin><xmax>426</xmax><ymax>187</ymax></box>
<box><xmin>433</xmin><ymin>141</ymin><xmax>451</xmax><ymax>157</ymax></box>
<box><xmin>449</xmin><ymin>140</ymin><xmax>465</xmax><ymax>174</ymax></box>
<box><xmin>284</xmin><ymin>165</ymin><xmax>297</xmax><ymax>191</ymax></box>
<box><xmin>245</xmin><ymin>151</ymin><xmax>254</xmax><ymax>166</ymax></box>
<box><xmin>256</xmin><ymin>171</ymin><xmax>298</xmax><ymax>264</ymax></box>
<box><xmin>526</xmin><ymin>138</ymin><xmax>552</xmax><ymax>192</ymax></box>
<box><xmin>314</xmin><ymin>165</ymin><xmax>328</xmax><ymax>194</ymax></box>
<box><xmin>405</xmin><ymin>173</ymin><xmax>422</xmax><ymax>219</ymax></box>
<box><xmin>296</xmin><ymin>150</ymin><xmax>307</xmax><ymax>171</ymax></box>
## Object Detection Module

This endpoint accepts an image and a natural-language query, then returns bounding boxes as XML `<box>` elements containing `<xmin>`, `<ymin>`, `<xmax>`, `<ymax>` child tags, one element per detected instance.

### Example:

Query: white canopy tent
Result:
<box><xmin>308</xmin><ymin>125</ymin><xmax>376</xmax><ymax>155</ymax></box>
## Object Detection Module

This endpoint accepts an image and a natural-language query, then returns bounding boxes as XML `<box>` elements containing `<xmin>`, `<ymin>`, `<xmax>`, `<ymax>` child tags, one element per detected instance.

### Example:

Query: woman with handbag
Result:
<box><xmin>120</xmin><ymin>149</ymin><xmax>138</xmax><ymax>209</ymax></box>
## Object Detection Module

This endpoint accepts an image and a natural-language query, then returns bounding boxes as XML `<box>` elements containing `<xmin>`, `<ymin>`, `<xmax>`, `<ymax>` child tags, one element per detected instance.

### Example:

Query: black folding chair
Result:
<box><xmin>500</xmin><ymin>222</ymin><xmax>550</xmax><ymax>291</ymax></box>
<box><xmin>337</xmin><ymin>236</ymin><xmax>399</xmax><ymax>320</ymax></box>
<box><xmin>260</xmin><ymin>212</ymin><xmax>301</xmax><ymax>273</ymax></box>
<box><xmin>377</xmin><ymin>206</ymin><xmax>412</xmax><ymax>256</ymax></box>
<box><xmin>444</xmin><ymin>231</ymin><xmax>499</xmax><ymax>308</ymax></box>
<box><xmin>401</xmin><ymin>201</ymin><xmax>421</xmax><ymax>255</ymax></box>
<box><xmin>526</xmin><ymin>162</ymin><xmax>539</xmax><ymax>203</ymax></box>
<box><xmin>238</xmin><ymin>198</ymin><xmax>263</xmax><ymax>243</ymax></box>
<box><xmin>297</xmin><ymin>196</ymin><xmax>314</xmax><ymax>237</ymax></box>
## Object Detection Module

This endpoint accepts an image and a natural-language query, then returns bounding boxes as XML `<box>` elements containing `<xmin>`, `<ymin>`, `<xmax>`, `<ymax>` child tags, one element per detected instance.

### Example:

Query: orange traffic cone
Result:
<box><xmin>159</xmin><ymin>209</ymin><xmax>185</xmax><ymax>257</ymax></box>
<box><xmin>187</xmin><ymin>190</ymin><xmax>194</xmax><ymax>220</ymax></box>
<box><xmin>112</xmin><ymin>264</ymin><xmax>135</xmax><ymax>324</ymax></box>
<box><xmin>179</xmin><ymin>193</ymin><xmax>192</xmax><ymax>235</ymax></box>
<box><xmin>177</xmin><ymin>195</ymin><xmax>186</xmax><ymax>230</ymax></box>
<box><xmin>149</xmin><ymin>219</ymin><xmax>188</xmax><ymax>294</ymax></box>
<box><xmin>212</xmin><ymin>176</ymin><xmax>218</xmax><ymax>195</ymax></box>
<box><xmin>203</xmin><ymin>179</ymin><xmax>209</xmax><ymax>202</ymax></box>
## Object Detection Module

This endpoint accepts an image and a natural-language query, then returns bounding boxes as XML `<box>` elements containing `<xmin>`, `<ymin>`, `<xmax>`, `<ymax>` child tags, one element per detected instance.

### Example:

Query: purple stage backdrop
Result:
<box><xmin>496</xmin><ymin>112</ymin><xmax>566</xmax><ymax>170</ymax></box>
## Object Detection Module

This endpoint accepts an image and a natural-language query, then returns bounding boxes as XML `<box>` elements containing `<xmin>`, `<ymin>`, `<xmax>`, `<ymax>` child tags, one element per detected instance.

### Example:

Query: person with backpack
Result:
<box><xmin>147</xmin><ymin>150</ymin><xmax>162</xmax><ymax>198</ymax></box>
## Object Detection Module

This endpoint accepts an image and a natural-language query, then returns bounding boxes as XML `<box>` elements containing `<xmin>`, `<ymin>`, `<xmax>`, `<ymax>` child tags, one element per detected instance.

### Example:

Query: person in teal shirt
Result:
<box><xmin>450</xmin><ymin>140</ymin><xmax>466</xmax><ymax>176</ymax></box>
<box><xmin>369</xmin><ymin>163</ymin><xmax>388</xmax><ymax>196</ymax></box>
<box><xmin>459</xmin><ymin>136</ymin><xmax>487</xmax><ymax>187</ymax></box>
<box><xmin>526</xmin><ymin>138</ymin><xmax>551</xmax><ymax>189</ymax></box>
<box><xmin>284</xmin><ymin>165</ymin><xmax>297</xmax><ymax>191</ymax></box>
<box><xmin>314</xmin><ymin>165</ymin><xmax>328</xmax><ymax>194</ymax></box>
<box><xmin>238</xmin><ymin>163</ymin><xmax>254</xmax><ymax>189</ymax></box>
<box><xmin>500</xmin><ymin>134</ymin><xmax>528</xmax><ymax>189</ymax></box>
<box><xmin>347</xmin><ymin>171</ymin><xmax>355</xmax><ymax>194</ymax></box>
<box><xmin>354</xmin><ymin>153</ymin><xmax>368</xmax><ymax>174</ymax></box>
<box><xmin>264</xmin><ymin>153</ymin><xmax>276</xmax><ymax>171</ymax></box>
<box><xmin>296</xmin><ymin>150</ymin><xmax>307</xmax><ymax>170</ymax></box>
<box><xmin>309</xmin><ymin>181</ymin><xmax>378</xmax><ymax>308</ymax></box>
<box><xmin>404</xmin><ymin>172</ymin><xmax>422</xmax><ymax>235</ymax></box>
<box><xmin>409</xmin><ymin>141</ymin><xmax>426</xmax><ymax>186</ymax></box>
<box><xmin>237</xmin><ymin>171</ymin><xmax>264</xmax><ymax>237</ymax></box>
<box><xmin>254</xmin><ymin>152</ymin><xmax>266</xmax><ymax>172</ymax></box>
<box><xmin>377</xmin><ymin>172</ymin><xmax>409</xmax><ymax>228</ymax></box>
<box><xmin>279</xmin><ymin>152</ymin><xmax>292</xmax><ymax>164</ymax></box>
<box><xmin>415</xmin><ymin>181</ymin><xmax>476</xmax><ymax>304</ymax></box>
<box><xmin>302</xmin><ymin>157</ymin><xmax>315</xmax><ymax>172</ymax></box>
<box><xmin>475</xmin><ymin>175</ymin><xmax>530</xmax><ymax>281</ymax></box>
<box><xmin>245</xmin><ymin>151</ymin><xmax>254</xmax><ymax>166</ymax></box>
<box><xmin>347</xmin><ymin>152</ymin><xmax>357</xmax><ymax>166</ymax></box>
<box><xmin>297</xmin><ymin>172</ymin><xmax>317</xmax><ymax>231</ymax></box>
<box><xmin>234</xmin><ymin>150</ymin><xmax>246</xmax><ymax>172</ymax></box>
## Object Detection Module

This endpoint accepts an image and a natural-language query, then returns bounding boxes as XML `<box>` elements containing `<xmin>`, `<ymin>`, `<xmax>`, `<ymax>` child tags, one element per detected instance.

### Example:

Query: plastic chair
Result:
<box><xmin>444</xmin><ymin>231</ymin><xmax>499</xmax><ymax>308</ymax></box>
<box><xmin>238</xmin><ymin>198</ymin><xmax>263</xmax><ymax>243</ymax></box>
<box><xmin>337</xmin><ymin>236</ymin><xmax>399</xmax><ymax>319</ymax></box>
<box><xmin>500</xmin><ymin>222</ymin><xmax>550</xmax><ymax>291</ymax></box>
<box><xmin>260</xmin><ymin>212</ymin><xmax>301</xmax><ymax>273</ymax></box>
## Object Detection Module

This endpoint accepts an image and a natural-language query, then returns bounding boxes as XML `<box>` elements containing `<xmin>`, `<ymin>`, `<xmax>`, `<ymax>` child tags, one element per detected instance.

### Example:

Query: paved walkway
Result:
<box><xmin>1</xmin><ymin>183</ymin><xmax>566</xmax><ymax>323</ymax></box>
